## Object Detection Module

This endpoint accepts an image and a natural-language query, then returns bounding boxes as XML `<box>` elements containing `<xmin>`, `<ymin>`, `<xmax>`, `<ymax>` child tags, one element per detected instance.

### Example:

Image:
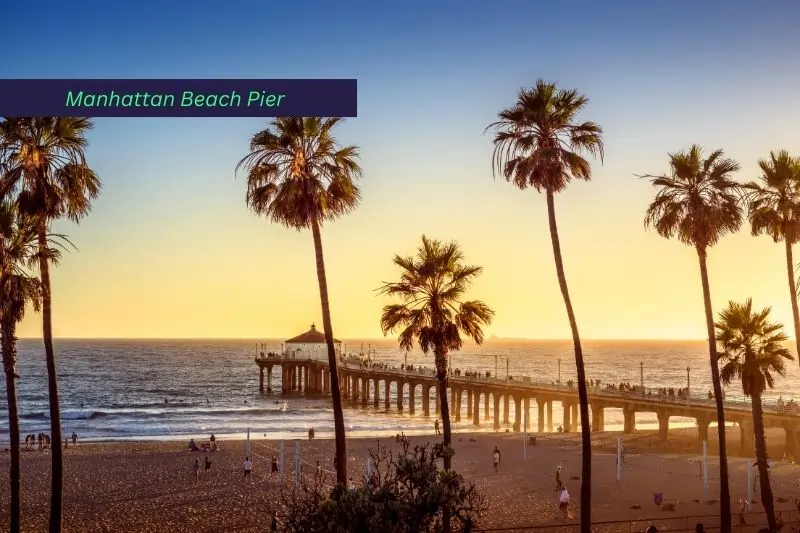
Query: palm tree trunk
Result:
<box><xmin>545</xmin><ymin>190</ymin><xmax>591</xmax><ymax>533</ymax></box>
<box><xmin>696</xmin><ymin>246</ymin><xmax>731</xmax><ymax>533</ymax></box>
<box><xmin>38</xmin><ymin>227</ymin><xmax>63</xmax><ymax>533</ymax></box>
<box><xmin>310</xmin><ymin>219</ymin><xmax>348</xmax><ymax>485</ymax></box>
<box><xmin>751</xmin><ymin>392</ymin><xmax>777</xmax><ymax>530</ymax></box>
<box><xmin>783</xmin><ymin>239</ymin><xmax>800</xmax><ymax>366</ymax></box>
<box><xmin>2</xmin><ymin>318</ymin><xmax>22</xmax><ymax>533</ymax></box>
<box><xmin>433</xmin><ymin>349</ymin><xmax>453</xmax><ymax>469</ymax></box>
<box><xmin>434</xmin><ymin>347</ymin><xmax>453</xmax><ymax>533</ymax></box>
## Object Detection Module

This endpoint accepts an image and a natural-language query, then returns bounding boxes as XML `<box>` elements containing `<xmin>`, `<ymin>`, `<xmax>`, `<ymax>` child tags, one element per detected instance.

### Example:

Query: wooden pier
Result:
<box><xmin>255</xmin><ymin>354</ymin><xmax>800</xmax><ymax>456</ymax></box>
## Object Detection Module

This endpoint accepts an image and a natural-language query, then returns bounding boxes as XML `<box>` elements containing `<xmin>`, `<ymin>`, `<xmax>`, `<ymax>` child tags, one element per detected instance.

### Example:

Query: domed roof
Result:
<box><xmin>284</xmin><ymin>323</ymin><xmax>341</xmax><ymax>344</ymax></box>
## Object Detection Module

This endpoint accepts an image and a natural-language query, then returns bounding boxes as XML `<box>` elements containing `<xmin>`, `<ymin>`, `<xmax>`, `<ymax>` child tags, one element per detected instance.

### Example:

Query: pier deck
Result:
<box><xmin>255</xmin><ymin>354</ymin><xmax>800</xmax><ymax>455</ymax></box>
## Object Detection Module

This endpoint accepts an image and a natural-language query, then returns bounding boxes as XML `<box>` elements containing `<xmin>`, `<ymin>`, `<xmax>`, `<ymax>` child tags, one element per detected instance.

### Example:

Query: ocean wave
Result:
<box><xmin>21</xmin><ymin>410</ymin><xmax>108</xmax><ymax>421</ymax></box>
<box><xmin>19</xmin><ymin>406</ymin><xmax>315</xmax><ymax>422</ymax></box>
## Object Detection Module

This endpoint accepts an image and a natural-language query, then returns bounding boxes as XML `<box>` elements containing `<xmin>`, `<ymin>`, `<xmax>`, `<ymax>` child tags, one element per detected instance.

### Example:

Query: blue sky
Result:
<box><xmin>4</xmin><ymin>0</ymin><xmax>800</xmax><ymax>339</ymax></box>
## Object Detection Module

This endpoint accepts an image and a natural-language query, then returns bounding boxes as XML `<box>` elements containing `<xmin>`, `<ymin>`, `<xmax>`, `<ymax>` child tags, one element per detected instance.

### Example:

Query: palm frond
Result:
<box><xmin>642</xmin><ymin>145</ymin><xmax>744</xmax><ymax>249</ymax></box>
<box><xmin>0</xmin><ymin>117</ymin><xmax>102</xmax><ymax>226</ymax></box>
<box><xmin>487</xmin><ymin>80</ymin><xmax>604</xmax><ymax>195</ymax></box>
<box><xmin>745</xmin><ymin>150</ymin><xmax>800</xmax><ymax>244</ymax></box>
<box><xmin>236</xmin><ymin>117</ymin><xmax>362</xmax><ymax>230</ymax></box>
<box><xmin>715</xmin><ymin>299</ymin><xmax>794</xmax><ymax>397</ymax></box>
<box><xmin>378</xmin><ymin>236</ymin><xmax>494</xmax><ymax>358</ymax></box>
<box><xmin>0</xmin><ymin>200</ymin><xmax>44</xmax><ymax>324</ymax></box>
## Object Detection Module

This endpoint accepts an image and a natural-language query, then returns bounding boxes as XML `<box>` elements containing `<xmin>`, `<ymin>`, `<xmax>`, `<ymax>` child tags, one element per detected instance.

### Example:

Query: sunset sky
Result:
<box><xmin>5</xmin><ymin>1</ymin><xmax>800</xmax><ymax>340</ymax></box>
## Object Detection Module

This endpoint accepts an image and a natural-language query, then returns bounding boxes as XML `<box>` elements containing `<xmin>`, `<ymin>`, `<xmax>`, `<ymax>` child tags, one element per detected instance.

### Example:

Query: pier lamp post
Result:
<box><xmin>506</xmin><ymin>358</ymin><xmax>510</xmax><ymax>382</ymax></box>
<box><xmin>557</xmin><ymin>358</ymin><xmax>561</xmax><ymax>384</ymax></box>
<box><xmin>494</xmin><ymin>354</ymin><xmax>498</xmax><ymax>380</ymax></box>
<box><xmin>404</xmin><ymin>351</ymin><xmax>408</xmax><ymax>372</ymax></box>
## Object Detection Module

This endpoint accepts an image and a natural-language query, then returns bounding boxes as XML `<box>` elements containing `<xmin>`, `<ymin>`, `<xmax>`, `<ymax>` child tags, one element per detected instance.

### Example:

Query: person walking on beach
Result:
<box><xmin>559</xmin><ymin>486</ymin><xmax>572</xmax><ymax>519</ymax></box>
<box><xmin>204</xmin><ymin>456</ymin><xmax>213</xmax><ymax>475</ymax></box>
<box><xmin>435</xmin><ymin>419</ymin><xmax>440</xmax><ymax>435</ymax></box>
<box><xmin>71</xmin><ymin>432</ymin><xmax>77</xmax><ymax>446</ymax></box>
<box><xmin>308</xmin><ymin>427</ymin><xmax>315</xmax><ymax>440</ymax></box>
<box><xmin>243</xmin><ymin>456</ymin><xmax>253</xmax><ymax>480</ymax></box>
<box><xmin>271</xmin><ymin>455</ymin><xmax>279</xmax><ymax>474</ymax></box>
<box><xmin>738</xmin><ymin>498</ymin><xmax>749</xmax><ymax>525</ymax></box>
<box><xmin>193</xmin><ymin>458</ymin><xmax>200</xmax><ymax>480</ymax></box>
<box><xmin>492</xmin><ymin>446</ymin><xmax>501</xmax><ymax>473</ymax></box>
<box><xmin>555</xmin><ymin>466</ymin><xmax>563</xmax><ymax>491</ymax></box>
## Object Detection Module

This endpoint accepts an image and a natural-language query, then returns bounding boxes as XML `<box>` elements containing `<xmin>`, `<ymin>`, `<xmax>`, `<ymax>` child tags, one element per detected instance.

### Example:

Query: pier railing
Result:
<box><xmin>257</xmin><ymin>354</ymin><xmax>800</xmax><ymax>417</ymax></box>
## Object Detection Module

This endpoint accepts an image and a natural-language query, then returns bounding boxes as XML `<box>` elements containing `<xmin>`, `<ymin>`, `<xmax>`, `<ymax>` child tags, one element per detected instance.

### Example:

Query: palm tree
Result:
<box><xmin>378</xmin><ymin>236</ymin><xmax>494</xmax><ymax>469</ymax></box>
<box><xmin>0</xmin><ymin>117</ymin><xmax>101</xmax><ymax>533</ymax></box>
<box><xmin>641</xmin><ymin>145</ymin><xmax>743</xmax><ymax>533</ymax></box>
<box><xmin>715</xmin><ymin>299</ymin><xmax>793</xmax><ymax>531</ymax></box>
<box><xmin>236</xmin><ymin>117</ymin><xmax>361</xmax><ymax>485</ymax></box>
<box><xmin>378</xmin><ymin>236</ymin><xmax>493</xmax><ymax>533</ymax></box>
<box><xmin>744</xmin><ymin>151</ymin><xmax>800</xmax><ymax>365</ymax></box>
<box><xmin>487</xmin><ymin>80</ymin><xmax>603</xmax><ymax>532</ymax></box>
<box><xmin>0</xmin><ymin>200</ymin><xmax>46</xmax><ymax>533</ymax></box>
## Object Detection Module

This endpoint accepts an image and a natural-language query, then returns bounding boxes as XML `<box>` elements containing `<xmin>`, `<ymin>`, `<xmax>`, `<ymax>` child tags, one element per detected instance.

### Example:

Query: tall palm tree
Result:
<box><xmin>378</xmin><ymin>236</ymin><xmax>494</xmax><ymax>469</ymax></box>
<box><xmin>378</xmin><ymin>236</ymin><xmax>493</xmax><ymax>533</ymax></box>
<box><xmin>715</xmin><ymin>299</ymin><xmax>793</xmax><ymax>531</ymax></box>
<box><xmin>236</xmin><ymin>117</ymin><xmax>361</xmax><ymax>485</ymax></box>
<box><xmin>0</xmin><ymin>200</ymin><xmax>47</xmax><ymax>533</ymax></box>
<box><xmin>744</xmin><ymin>151</ymin><xmax>800</xmax><ymax>365</ymax></box>
<box><xmin>487</xmin><ymin>80</ymin><xmax>603</xmax><ymax>532</ymax></box>
<box><xmin>0</xmin><ymin>117</ymin><xmax>101</xmax><ymax>533</ymax></box>
<box><xmin>641</xmin><ymin>145</ymin><xmax>743</xmax><ymax>533</ymax></box>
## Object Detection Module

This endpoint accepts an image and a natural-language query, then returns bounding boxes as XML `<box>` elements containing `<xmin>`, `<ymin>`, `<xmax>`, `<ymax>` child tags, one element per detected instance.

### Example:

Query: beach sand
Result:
<box><xmin>1</xmin><ymin>428</ymin><xmax>799</xmax><ymax>532</ymax></box>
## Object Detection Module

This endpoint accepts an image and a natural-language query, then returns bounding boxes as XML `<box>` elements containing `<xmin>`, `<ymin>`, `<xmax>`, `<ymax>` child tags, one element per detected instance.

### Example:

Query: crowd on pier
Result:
<box><xmin>261</xmin><ymin>351</ymin><xmax>800</xmax><ymax>412</ymax></box>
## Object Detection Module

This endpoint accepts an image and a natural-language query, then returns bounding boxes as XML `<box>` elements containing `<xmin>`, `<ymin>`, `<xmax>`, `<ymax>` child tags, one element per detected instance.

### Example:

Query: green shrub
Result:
<box><xmin>270</xmin><ymin>434</ymin><xmax>486</xmax><ymax>533</ymax></box>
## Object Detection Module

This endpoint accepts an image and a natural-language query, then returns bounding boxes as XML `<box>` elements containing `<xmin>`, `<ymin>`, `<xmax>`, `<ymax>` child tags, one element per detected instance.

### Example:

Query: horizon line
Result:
<box><xmin>19</xmin><ymin>336</ymin><xmax>716</xmax><ymax>342</ymax></box>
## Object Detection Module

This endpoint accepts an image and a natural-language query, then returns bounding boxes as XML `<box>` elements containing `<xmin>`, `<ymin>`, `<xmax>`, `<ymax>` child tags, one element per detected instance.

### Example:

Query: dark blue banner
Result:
<box><xmin>0</xmin><ymin>79</ymin><xmax>358</xmax><ymax>117</ymax></box>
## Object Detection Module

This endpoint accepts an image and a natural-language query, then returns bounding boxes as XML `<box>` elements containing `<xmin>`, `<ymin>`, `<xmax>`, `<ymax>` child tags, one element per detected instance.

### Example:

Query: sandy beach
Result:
<box><xmin>1</xmin><ymin>428</ymin><xmax>799</xmax><ymax>532</ymax></box>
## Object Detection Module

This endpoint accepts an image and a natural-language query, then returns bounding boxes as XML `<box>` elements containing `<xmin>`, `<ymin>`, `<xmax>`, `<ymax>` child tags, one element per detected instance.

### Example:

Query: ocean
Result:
<box><xmin>1</xmin><ymin>338</ymin><xmax>798</xmax><ymax>443</ymax></box>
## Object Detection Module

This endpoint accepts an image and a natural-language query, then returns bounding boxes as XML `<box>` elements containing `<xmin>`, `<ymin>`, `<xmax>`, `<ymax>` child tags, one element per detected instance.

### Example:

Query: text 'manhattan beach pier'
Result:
<box><xmin>0</xmin><ymin>79</ymin><xmax>358</xmax><ymax>117</ymax></box>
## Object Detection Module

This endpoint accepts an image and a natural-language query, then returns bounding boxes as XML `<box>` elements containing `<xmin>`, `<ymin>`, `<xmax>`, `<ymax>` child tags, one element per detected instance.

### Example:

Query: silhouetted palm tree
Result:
<box><xmin>379</xmin><ymin>236</ymin><xmax>494</xmax><ymax>468</ymax></box>
<box><xmin>236</xmin><ymin>117</ymin><xmax>361</xmax><ymax>485</ymax></box>
<box><xmin>0</xmin><ymin>200</ymin><xmax>49</xmax><ymax>533</ymax></box>
<box><xmin>487</xmin><ymin>80</ymin><xmax>603</xmax><ymax>533</ymax></box>
<box><xmin>745</xmin><ymin>151</ymin><xmax>800</xmax><ymax>365</ymax></box>
<box><xmin>379</xmin><ymin>236</ymin><xmax>493</xmax><ymax>533</ymax></box>
<box><xmin>0</xmin><ymin>117</ymin><xmax>101</xmax><ymax>533</ymax></box>
<box><xmin>715</xmin><ymin>299</ymin><xmax>793</xmax><ymax>531</ymax></box>
<box><xmin>642</xmin><ymin>145</ymin><xmax>743</xmax><ymax>533</ymax></box>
